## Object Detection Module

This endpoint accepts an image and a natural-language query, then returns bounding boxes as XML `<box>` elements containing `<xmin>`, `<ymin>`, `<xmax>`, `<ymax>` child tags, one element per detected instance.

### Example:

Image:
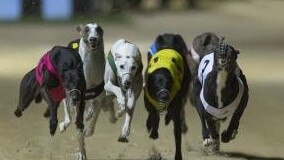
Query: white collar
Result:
<box><xmin>200</xmin><ymin>76</ymin><xmax>244</xmax><ymax>119</ymax></box>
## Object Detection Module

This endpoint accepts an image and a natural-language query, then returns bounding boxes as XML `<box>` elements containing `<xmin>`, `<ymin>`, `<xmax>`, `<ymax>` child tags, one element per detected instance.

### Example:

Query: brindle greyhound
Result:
<box><xmin>14</xmin><ymin>46</ymin><xmax>87</xmax><ymax>159</ymax></box>
<box><xmin>192</xmin><ymin>35</ymin><xmax>249</xmax><ymax>152</ymax></box>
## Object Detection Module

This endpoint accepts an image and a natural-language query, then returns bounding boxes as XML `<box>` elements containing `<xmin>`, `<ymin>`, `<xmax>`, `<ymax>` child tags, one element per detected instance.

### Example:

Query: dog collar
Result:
<box><xmin>200</xmin><ymin>76</ymin><xmax>244</xmax><ymax>119</ymax></box>
<box><xmin>107</xmin><ymin>51</ymin><xmax>118</xmax><ymax>80</ymax></box>
<box><xmin>147</xmin><ymin>49</ymin><xmax>184</xmax><ymax>101</ymax></box>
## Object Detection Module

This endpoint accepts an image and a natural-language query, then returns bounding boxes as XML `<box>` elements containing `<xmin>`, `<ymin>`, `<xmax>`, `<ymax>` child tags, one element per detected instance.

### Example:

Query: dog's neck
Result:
<box><xmin>79</xmin><ymin>38</ymin><xmax>105</xmax><ymax>88</ymax></box>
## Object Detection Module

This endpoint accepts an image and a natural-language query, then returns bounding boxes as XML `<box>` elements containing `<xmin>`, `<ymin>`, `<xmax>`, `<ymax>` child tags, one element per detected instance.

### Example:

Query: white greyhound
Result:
<box><xmin>102</xmin><ymin>39</ymin><xmax>143</xmax><ymax>142</ymax></box>
<box><xmin>58</xmin><ymin>23</ymin><xmax>115</xmax><ymax>159</ymax></box>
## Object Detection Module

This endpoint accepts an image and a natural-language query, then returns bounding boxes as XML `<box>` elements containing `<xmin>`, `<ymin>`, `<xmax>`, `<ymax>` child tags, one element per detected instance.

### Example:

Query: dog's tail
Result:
<box><xmin>15</xmin><ymin>69</ymin><xmax>39</xmax><ymax>117</ymax></box>
<box><xmin>34</xmin><ymin>93</ymin><xmax>42</xmax><ymax>103</ymax></box>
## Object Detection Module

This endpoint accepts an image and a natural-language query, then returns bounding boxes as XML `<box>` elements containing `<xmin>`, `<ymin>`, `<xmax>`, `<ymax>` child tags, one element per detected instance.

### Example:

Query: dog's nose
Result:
<box><xmin>158</xmin><ymin>92</ymin><xmax>170</xmax><ymax>103</ymax></box>
<box><xmin>124</xmin><ymin>80</ymin><xmax>131</xmax><ymax>89</ymax></box>
<box><xmin>89</xmin><ymin>37</ymin><xmax>98</xmax><ymax>43</ymax></box>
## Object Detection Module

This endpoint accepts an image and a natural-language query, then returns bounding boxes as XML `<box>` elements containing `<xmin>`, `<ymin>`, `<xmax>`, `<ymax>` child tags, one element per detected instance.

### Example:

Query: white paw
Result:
<box><xmin>84</xmin><ymin>128</ymin><xmax>94</xmax><ymax>137</ymax></box>
<box><xmin>59</xmin><ymin>122</ymin><xmax>69</xmax><ymax>133</ymax></box>
<box><xmin>76</xmin><ymin>152</ymin><xmax>86</xmax><ymax>160</ymax></box>
<box><xmin>115</xmin><ymin>108</ymin><xmax>125</xmax><ymax>118</ymax></box>
<box><xmin>203</xmin><ymin>138</ymin><xmax>213</xmax><ymax>147</ymax></box>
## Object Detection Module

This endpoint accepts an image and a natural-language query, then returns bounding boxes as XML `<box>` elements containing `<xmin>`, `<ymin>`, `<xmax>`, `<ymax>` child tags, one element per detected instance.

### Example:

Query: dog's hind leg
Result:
<box><xmin>59</xmin><ymin>99</ymin><xmax>72</xmax><ymax>132</ymax></box>
<box><xmin>14</xmin><ymin>69</ymin><xmax>39</xmax><ymax>117</ymax></box>
<box><xmin>103</xmin><ymin>95</ymin><xmax>117</xmax><ymax>123</ymax></box>
<box><xmin>84</xmin><ymin>98</ymin><xmax>102</xmax><ymax>137</ymax></box>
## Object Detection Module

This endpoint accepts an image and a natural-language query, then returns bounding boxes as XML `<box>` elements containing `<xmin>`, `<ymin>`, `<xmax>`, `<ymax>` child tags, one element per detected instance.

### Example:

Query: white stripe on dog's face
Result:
<box><xmin>113</xmin><ymin>40</ymin><xmax>141</xmax><ymax>90</ymax></box>
<box><xmin>82</xmin><ymin>23</ymin><xmax>103</xmax><ymax>50</ymax></box>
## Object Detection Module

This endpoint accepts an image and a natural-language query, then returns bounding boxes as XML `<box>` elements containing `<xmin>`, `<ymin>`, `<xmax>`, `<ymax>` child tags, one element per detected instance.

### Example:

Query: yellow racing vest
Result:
<box><xmin>146</xmin><ymin>49</ymin><xmax>184</xmax><ymax>111</ymax></box>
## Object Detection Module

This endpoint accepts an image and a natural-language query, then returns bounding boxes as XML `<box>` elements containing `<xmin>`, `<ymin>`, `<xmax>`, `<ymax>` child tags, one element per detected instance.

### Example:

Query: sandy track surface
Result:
<box><xmin>1</xmin><ymin>0</ymin><xmax>284</xmax><ymax>159</ymax></box>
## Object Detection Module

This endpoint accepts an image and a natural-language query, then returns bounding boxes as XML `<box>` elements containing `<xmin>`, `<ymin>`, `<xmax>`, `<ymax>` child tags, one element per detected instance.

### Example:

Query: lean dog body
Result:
<box><xmin>103</xmin><ymin>39</ymin><xmax>143</xmax><ymax>142</ymax></box>
<box><xmin>144</xmin><ymin>34</ymin><xmax>191</xmax><ymax>160</ymax></box>
<box><xmin>14</xmin><ymin>46</ymin><xmax>87</xmax><ymax>159</ymax></box>
<box><xmin>59</xmin><ymin>23</ymin><xmax>116</xmax><ymax>137</ymax></box>
<box><xmin>192</xmin><ymin>35</ymin><xmax>249</xmax><ymax>152</ymax></box>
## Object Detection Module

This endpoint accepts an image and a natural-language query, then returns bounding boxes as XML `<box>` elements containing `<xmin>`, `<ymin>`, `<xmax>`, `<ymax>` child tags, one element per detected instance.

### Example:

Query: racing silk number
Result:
<box><xmin>198</xmin><ymin>53</ymin><xmax>244</xmax><ymax>119</ymax></box>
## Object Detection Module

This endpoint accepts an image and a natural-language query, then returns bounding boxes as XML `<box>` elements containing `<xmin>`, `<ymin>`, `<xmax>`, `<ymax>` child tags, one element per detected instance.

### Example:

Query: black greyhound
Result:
<box><xmin>192</xmin><ymin>36</ymin><xmax>249</xmax><ymax>152</ymax></box>
<box><xmin>14</xmin><ymin>46</ymin><xmax>86</xmax><ymax>136</ymax></box>
<box><xmin>144</xmin><ymin>34</ymin><xmax>191</xmax><ymax>160</ymax></box>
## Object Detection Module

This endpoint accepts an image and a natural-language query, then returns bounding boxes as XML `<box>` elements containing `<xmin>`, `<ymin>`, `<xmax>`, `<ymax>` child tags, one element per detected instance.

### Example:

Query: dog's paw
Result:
<box><xmin>49</xmin><ymin>120</ymin><xmax>58</xmax><ymax>136</ymax></box>
<box><xmin>115</xmin><ymin>108</ymin><xmax>125</xmax><ymax>118</ymax></box>
<box><xmin>84</xmin><ymin>128</ymin><xmax>94</xmax><ymax>137</ymax></box>
<box><xmin>76</xmin><ymin>152</ymin><xmax>86</xmax><ymax>160</ymax></box>
<box><xmin>118</xmin><ymin>135</ymin><xmax>129</xmax><ymax>143</ymax></box>
<box><xmin>43</xmin><ymin>110</ymin><xmax>50</xmax><ymax>118</ymax></box>
<box><xmin>59</xmin><ymin>122</ymin><xmax>67</xmax><ymax>133</ymax></box>
<box><xmin>109</xmin><ymin>116</ymin><xmax>117</xmax><ymax>124</ymax></box>
<box><xmin>212</xmin><ymin>139</ymin><xmax>220</xmax><ymax>152</ymax></box>
<box><xmin>14</xmin><ymin>109</ymin><xmax>22</xmax><ymax>117</ymax></box>
<box><xmin>203</xmin><ymin>138</ymin><xmax>213</xmax><ymax>147</ymax></box>
<box><xmin>150</xmin><ymin>131</ymin><xmax>159</xmax><ymax>140</ymax></box>
<box><xmin>221</xmin><ymin>130</ymin><xmax>238</xmax><ymax>143</ymax></box>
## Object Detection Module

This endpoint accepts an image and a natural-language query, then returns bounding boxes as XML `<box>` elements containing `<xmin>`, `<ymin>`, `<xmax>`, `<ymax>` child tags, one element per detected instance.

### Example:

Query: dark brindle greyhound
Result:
<box><xmin>144</xmin><ymin>34</ymin><xmax>191</xmax><ymax>160</ymax></box>
<box><xmin>14</xmin><ymin>46</ymin><xmax>88</xmax><ymax>159</ymax></box>
<box><xmin>192</xmin><ymin>35</ymin><xmax>249</xmax><ymax>152</ymax></box>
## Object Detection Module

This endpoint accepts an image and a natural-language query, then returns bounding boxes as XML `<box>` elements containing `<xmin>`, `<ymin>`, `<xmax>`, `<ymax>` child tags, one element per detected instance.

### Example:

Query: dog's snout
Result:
<box><xmin>90</xmin><ymin>37</ymin><xmax>98</xmax><ymax>43</ymax></box>
<box><xmin>124</xmin><ymin>80</ymin><xmax>131</xmax><ymax>86</ymax></box>
<box><xmin>123</xmin><ymin>80</ymin><xmax>131</xmax><ymax>89</ymax></box>
<box><xmin>158</xmin><ymin>91</ymin><xmax>170</xmax><ymax>103</ymax></box>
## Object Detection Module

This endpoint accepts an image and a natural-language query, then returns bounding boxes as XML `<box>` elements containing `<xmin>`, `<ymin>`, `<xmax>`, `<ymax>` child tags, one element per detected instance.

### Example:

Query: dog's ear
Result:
<box><xmin>235</xmin><ymin>50</ymin><xmax>240</xmax><ymax>55</ymax></box>
<box><xmin>96</xmin><ymin>25</ymin><xmax>104</xmax><ymax>37</ymax></box>
<box><xmin>156</xmin><ymin>35</ymin><xmax>164</xmax><ymax>46</ymax></box>
<box><xmin>115</xmin><ymin>52</ymin><xmax>122</xmax><ymax>59</ymax></box>
<box><xmin>174</xmin><ymin>34</ymin><xmax>188</xmax><ymax>55</ymax></box>
<box><xmin>75</xmin><ymin>25</ymin><xmax>84</xmax><ymax>34</ymax></box>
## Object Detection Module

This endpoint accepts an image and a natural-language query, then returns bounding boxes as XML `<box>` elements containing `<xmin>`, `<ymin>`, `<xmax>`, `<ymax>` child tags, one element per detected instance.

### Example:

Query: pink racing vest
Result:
<box><xmin>35</xmin><ymin>52</ymin><xmax>65</xmax><ymax>102</ymax></box>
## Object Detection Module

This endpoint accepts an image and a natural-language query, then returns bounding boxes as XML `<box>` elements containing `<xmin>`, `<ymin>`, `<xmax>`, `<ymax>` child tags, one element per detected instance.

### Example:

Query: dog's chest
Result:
<box><xmin>79</xmin><ymin>47</ymin><xmax>105</xmax><ymax>88</ymax></box>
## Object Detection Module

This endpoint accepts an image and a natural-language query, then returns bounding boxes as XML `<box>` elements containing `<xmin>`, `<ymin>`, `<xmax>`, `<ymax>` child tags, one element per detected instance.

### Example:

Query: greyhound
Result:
<box><xmin>59</xmin><ymin>23</ymin><xmax>116</xmax><ymax>137</ymax></box>
<box><xmin>14</xmin><ymin>46</ymin><xmax>87</xmax><ymax>160</ymax></box>
<box><xmin>144</xmin><ymin>34</ymin><xmax>191</xmax><ymax>160</ymax></box>
<box><xmin>103</xmin><ymin>39</ymin><xmax>143</xmax><ymax>142</ymax></box>
<box><xmin>192</xmin><ymin>35</ymin><xmax>249</xmax><ymax>152</ymax></box>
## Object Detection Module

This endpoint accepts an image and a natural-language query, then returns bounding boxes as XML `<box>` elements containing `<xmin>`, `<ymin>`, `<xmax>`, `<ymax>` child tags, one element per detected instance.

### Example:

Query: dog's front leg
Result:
<box><xmin>222</xmin><ymin>84</ymin><xmax>248</xmax><ymax>143</ymax></box>
<box><xmin>221</xmin><ymin>97</ymin><xmax>248</xmax><ymax>143</ymax></box>
<box><xmin>104</xmin><ymin>80</ymin><xmax>125</xmax><ymax>115</ymax></box>
<box><xmin>173</xmin><ymin>117</ymin><xmax>182</xmax><ymax>160</ymax></box>
<box><xmin>118</xmin><ymin>90</ymin><xmax>135</xmax><ymax>142</ymax></box>
<box><xmin>205</xmin><ymin>118</ymin><xmax>220</xmax><ymax>152</ymax></box>
<box><xmin>75</xmin><ymin>101</ymin><xmax>86</xmax><ymax>160</ymax></box>
<box><xmin>59</xmin><ymin>99</ymin><xmax>72</xmax><ymax>132</ymax></box>
<box><xmin>144</xmin><ymin>98</ymin><xmax>160</xmax><ymax>140</ymax></box>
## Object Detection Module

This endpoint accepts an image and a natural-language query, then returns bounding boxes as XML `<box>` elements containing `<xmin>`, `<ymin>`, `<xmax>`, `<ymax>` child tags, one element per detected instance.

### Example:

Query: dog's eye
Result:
<box><xmin>131</xmin><ymin>66</ymin><xmax>136</xmax><ymax>71</ymax></box>
<box><xmin>120</xmin><ymin>65</ymin><xmax>124</xmax><ymax>69</ymax></box>
<box><xmin>84</xmin><ymin>27</ymin><xmax>90</xmax><ymax>33</ymax></box>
